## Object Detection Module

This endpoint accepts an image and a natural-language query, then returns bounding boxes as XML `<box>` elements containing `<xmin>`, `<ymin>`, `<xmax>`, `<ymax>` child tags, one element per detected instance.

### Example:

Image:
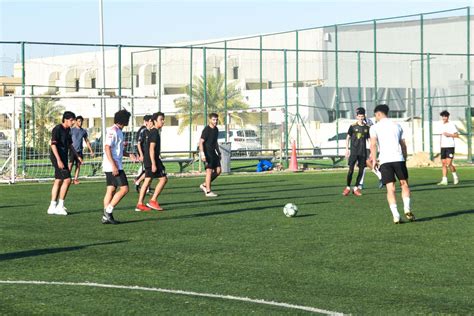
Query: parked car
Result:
<box><xmin>0</xmin><ymin>131</ymin><xmax>12</xmax><ymax>156</ymax></box>
<box><xmin>217</xmin><ymin>129</ymin><xmax>262</xmax><ymax>156</ymax></box>
<box><xmin>90</xmin><ymin>131</ymin><xmax>136</xmax><ymax>154</ymax></box>
<box><xmin>317</xmin><ymin>132</ymin><xmax>347</xmax><ymax>156</ymax></box>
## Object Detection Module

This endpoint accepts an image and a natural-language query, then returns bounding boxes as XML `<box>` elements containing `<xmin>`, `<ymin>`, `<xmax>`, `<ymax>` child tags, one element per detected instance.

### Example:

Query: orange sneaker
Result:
<box><xmin>342</xmin><ymin>187</ymin><xmax>351</xmax><ymax>196</ymax></box>
<box><xmin>147</xmin><ymin>200</ymin><xmax>163</xmax><ymax>211</ymax></box>
<box><xmin>353</xmin><ymin>188</ymin><xmax>362</xmax><ymax>196</ymax></box>
<box><xmin>135</xmin><ymin>204</ymin><xmax>151</xmax><ymax>212</ymax></box>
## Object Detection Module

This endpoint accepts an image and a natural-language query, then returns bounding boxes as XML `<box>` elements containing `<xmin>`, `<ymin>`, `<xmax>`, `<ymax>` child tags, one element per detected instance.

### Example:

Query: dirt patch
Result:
<box><xmin>406</xmin><ymin>152</ymin><xmax>441</xmax><ymax>168</ymax></box>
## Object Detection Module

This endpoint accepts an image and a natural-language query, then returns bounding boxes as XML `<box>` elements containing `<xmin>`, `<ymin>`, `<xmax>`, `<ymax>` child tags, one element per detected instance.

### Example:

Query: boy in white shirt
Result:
<box><xmin>370</xmin><ymin>104</ymin><xmax>415</xmax><ymax>224</ymax></box>
<box><xmin>102</xmin><ymin>110</ymin><xmax>137</xmax><ymax>224</ymax></box>
<box><xmin>437</xmin><ymin>110</ymin><xmax>459</xmax><ymax>185</ymax></box>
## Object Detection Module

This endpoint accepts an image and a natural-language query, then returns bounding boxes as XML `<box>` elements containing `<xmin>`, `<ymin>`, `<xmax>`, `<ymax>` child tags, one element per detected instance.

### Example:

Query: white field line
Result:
<box><xmin>0</xmin><ymin>280</ymin><xmax>344</xmax><ymax>315</ymax></box>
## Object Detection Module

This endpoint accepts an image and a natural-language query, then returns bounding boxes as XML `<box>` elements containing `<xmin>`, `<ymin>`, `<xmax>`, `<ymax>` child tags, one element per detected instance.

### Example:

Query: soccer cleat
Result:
<box><xmin>342</xmin><ymin>187</ymin><xmax>351</xmax><ymax>196</ymax></box>
<box><xmin>205</xmin><ymin>191</ymin><xmax>218</xmax><ymax>197</ymax></box>
<box><xmin>47</xmin><ymin>206</ymin><xmax>57</xmax><ymax>215</ymax></box>
<box><xmin>453</xmin><ymin>177</ymin><xmax>459</xmax><ymax>185</ymax></box>
<box><xmin>147</xmin><ymin>200</ymin><xmax>163</xmax><ymax>211</ymax></box>
<box><xmin>357</xmin><ymin>184</ymin><xmax>364</xmax><ymax>190</ymax></box>
<box><xmin>54</xmin><ymin>206</ymin><xmax>68</xmax><ymax>216</ymax></box>
<box><xmin>378</xmin><ymin>180</ymin><xmax>384</xmax><ymax>189</ymax></box>
<box><xmin>199</xmin><ymin>183</ymin><xmax>207</xmax><ymax>193</ymax></box>
<box><xmin>148</xmin><ymin>200</ymin><xmax>163</xmax><ymax>211</ymax></box>
<box><xmin>437</xmin><ymin>180</ymin><xmax>448</xmax><ymax>186</ymax></box>
<box><xmin>404</xmin><ymin>211</ymin><xmax>416</xmax><ymax>222</ymax></box>
<box><xmin>353</xmin><ymin>188</ymin><xmax>362</xmax><ymax>196</ymax></box>
<box><xmin>101</xmin><ymin>211</ymin><xmax>119</xmax><ymax>224</ymax></box>
<box><xmin>393</xmin><ymin>217</ymin><xmax>402</xmax><ymax>224</ymax></box>
<box><xmin>135</xmin><ymin>204</ymin><xmax>152</xmax><ymax>212</ymax></box>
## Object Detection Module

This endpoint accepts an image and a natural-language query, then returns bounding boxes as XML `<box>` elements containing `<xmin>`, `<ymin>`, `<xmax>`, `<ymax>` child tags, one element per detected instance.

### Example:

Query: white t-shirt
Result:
<box><xmin>369</xmin><ymin>117</ymin><xmax>405</xmax><ymax>165</ymax></box>
<box><xmin>102</xmin><ymin>124</ymin><xmax>124</xmax><ymax>172</ymax></box>
<box><xmin>440</xmin><ymin>121</ymin><xmax>458</xmax><ymax>148</ymax></box>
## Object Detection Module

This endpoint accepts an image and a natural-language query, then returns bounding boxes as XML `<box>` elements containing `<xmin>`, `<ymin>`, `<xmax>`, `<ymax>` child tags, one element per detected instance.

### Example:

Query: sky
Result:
<box><xmin>0</xmin><ymin>0</ymin><xmax>472</xmax><ymax>75</ymax></box>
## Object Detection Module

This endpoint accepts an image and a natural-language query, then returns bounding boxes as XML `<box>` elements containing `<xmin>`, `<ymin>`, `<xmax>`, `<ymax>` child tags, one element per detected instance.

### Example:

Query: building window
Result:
<box><xmin>388</xmin><ymin>111</ymin><xmax>405</xmax><ymax>119</ymax></box>
<box><xmin>327</xmin><ymin>110</ymin><xmax>349</xmax><ymax>122</ymax></box>
<box><xmin>91</xmin><ymin>78</ymin><xmax>96</xmax><ymax>89</ymax></box>
<box><xmin>233</xmin><ymin>66</ymin><xmax>239</xmax><ymax>80</ymax></box>
<box><xmin>151</xmin><ymin>72</ymin><xmax>157</xmax><ymax>85</ymax></box>
<box><xmin>136</xmin><ymin>75</ymin><xmax>139</xmax><ymax>88</ymax></box>
<box><xmin>75</xmin><ymin>79</ymin><xmax>80</xmax><ymax>92</ymax></box>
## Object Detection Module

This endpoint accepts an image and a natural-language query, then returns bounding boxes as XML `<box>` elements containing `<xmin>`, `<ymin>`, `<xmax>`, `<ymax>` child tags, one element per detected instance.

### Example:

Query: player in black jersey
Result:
<box><xmin>342</xmin><ymin>108</ymin><xmax>370</xmax><ymax>196</ymax></box>
<box><xmin>134</xmin><ymin>115</ymin><xmax>153</xmax><ymax>192</ymax></box>
<box><xmin>199</xmin><ymin>113</ymin><xmax>221</xmax><ymax>197</ymax></box>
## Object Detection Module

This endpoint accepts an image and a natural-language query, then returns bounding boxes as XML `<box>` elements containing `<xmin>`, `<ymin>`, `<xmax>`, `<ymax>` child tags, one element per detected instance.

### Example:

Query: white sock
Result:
<box><xmin>452</xmin><ymin>172</ymin><xmax>458</xmax><ymax>179</ymax></box>
<box><xmin>105</xmin><ymin>204</ymin><xmax>114</xmax><ymax>214</ymax></box>
<box><xmin>373</xmin><ymin>168</ymin><xmax>382</xmax><ymax>180</ymax></box>
<box><xmin>389</xmin><ymin>204</ymin><xmax>400</xmax><ymax>219</ymax></box>
<box><xmin>346</xmin><ymin>186</ymin><xmax>351</xmax><ymax>190</ymax></box>
<box><xmin>402</xmin><ymin>197</ymin><xmax>411</xmax><ymax>213</ymax></box>
<box><xmin>135</xmin><ymin>181</ymin><xmax>140</xmax><ymax>185</ymax></box>
<box><xmin>359</xmin><ymin>168</ymin><xmax>366</xmax><ymax>185</ymax></box>
<box><xmin>57</xmin><ymin>199</ymin><xmax>64</xmax><ymax>208</ymax></box>
<box><xmin>50</xmin><ymin>201</ymin><xmax>57</xmax><ymax>208</ymax></box>
<box><xmin>353</xmin><ymin>186</ymin><xmax>359</xmax><ymax>191</ymax></box>
<box><xmin>442</xmin><ymin>176</ymin><xmax>448</xmax><ymax>182</ymax></box>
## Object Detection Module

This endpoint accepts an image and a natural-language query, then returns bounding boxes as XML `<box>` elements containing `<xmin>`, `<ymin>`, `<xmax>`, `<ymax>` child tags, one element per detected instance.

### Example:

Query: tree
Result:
<box><xmin>25</xmin><ymin>98</ymin><xmax>64</xmax><ymax>153</ymax></box>
<box><xmin>174</xmin><ymin>74</ymin><xmax>248</xmax><ymax>133</ymax></box>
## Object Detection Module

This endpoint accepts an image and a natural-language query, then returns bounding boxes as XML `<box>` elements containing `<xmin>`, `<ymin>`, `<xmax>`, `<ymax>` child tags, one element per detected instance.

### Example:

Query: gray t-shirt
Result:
<box><xmin>71</xmin><ymin>127</ymin><xmax>88</xmax><ymax>152</ymax></box>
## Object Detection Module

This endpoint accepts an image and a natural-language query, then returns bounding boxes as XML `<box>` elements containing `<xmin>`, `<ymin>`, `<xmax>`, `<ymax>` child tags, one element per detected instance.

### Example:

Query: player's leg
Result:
<box><xmin>205</xmin><ymin>168</ymin><xmax>213</xmax><ymax>192</ymax></box>
<box><xmin>48</xmin><ymin>178</ymin><xmax>62</xmax><ymax>214</ymax></box>
<box><xmin>353</xmin><ymin>156</ymin><xmax>365</xmax><ymax>196</ymax></box>
<box><xmin>102</xmin><ymin>171</ymin><xmax>128</xmax><ymax>224</ymax></box>
<box><xmin>343</xmin><ymin>157</ymin><xmax>356</xmax><ymax>196</ymax></box>
<box><xmin>54</xmin><ymin>166</ymin><xmax>71</xmax><ymax>215</ymax></box>
<box><xmin>380</xmin><ymin>163</ymin><xmax>400</xmax><ymax>223</ymax></box>
<box><xmin>438</xmin><ymin>148</ymin><xmax>448</xmax><ymax>185</ymax></box>
<box><xmin>136</xmin><ymin>175</ymin><xmax>152</xmax><ymax>211</ymax></box>
<box><xmin>211</xmin><ymin>166</ymin><xmax>221</xmax><ymax>182</ymax></box>
<box><xmin>446</xmin><ymin>149</ymin><xmax>458</xmax><ymax>184</ymax></box>
<box><xmin>148</xmin><ymin>176</ymin><xmax>168</xmax><ymax>211</ymax></box>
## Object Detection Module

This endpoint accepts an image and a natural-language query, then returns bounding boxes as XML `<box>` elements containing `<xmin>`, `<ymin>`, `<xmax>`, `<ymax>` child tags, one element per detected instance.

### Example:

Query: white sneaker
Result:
<box><xmin>437</xmin><ymin>180</ymin><xmax>448</xmax><ymax>186</ymax></box>
<box><xmin>47</xmin><ymin>206</ymin><xmax>57</xmax><ymax>215</ymax></box>
<box><xmin>205</xmin><ymin>191</ymin><xmax>218</xmax><ymax>197</ymax></box>
<box><xmin>54</xmin><ymin>206</ymin><xmax>68</xmax><ymax>216</ymax></box>
<box><xmin>199</xmin><ymin>183</ymin><xmax>207</xmax><ymax>193</ymax></box>
<box><xmin>453</xmin><ymin>177</ymin><xmax>459</xmax><ymax>185</ymax></box>
<box><xmin>393</xmin><ymin>216</ymin><xmax>401</xmax><ymax>224</ymax></box>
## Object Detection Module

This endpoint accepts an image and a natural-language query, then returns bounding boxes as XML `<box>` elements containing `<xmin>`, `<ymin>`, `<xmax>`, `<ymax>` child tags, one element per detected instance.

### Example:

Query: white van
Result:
<box><xmin>218</xmin><ymin>129</ymin><xmax>262</xmax><ymax>155</ymax></box>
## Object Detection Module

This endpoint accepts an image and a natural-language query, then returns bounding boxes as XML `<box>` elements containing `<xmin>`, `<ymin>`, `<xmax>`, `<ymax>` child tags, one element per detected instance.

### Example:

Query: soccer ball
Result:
<box><xmin>283</xmin><ymin>203</ymin><xmax>298</xmax><ymax>217</ymax></box>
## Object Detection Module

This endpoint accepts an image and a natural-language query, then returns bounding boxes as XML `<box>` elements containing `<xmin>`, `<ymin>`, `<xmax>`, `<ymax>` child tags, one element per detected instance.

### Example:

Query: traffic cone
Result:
<box><xmin>289</xmin><ymin>140</ymin><xmax>298</xmax><ymax>171</ymax></box>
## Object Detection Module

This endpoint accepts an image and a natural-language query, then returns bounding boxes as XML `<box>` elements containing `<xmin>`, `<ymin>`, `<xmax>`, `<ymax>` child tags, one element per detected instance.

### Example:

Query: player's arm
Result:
<box><xmin>69</xmin><ymin>145</ymin><xmax>83</xmax><ymax>165</ymax></box>
<box><xmin>345</xmin><ymin>134</ymin><xmax>351</xmax><ymax>159</ymax></box>
<box><xmin>400</xmin><ymin>138</ymin><xmax>408</xmax><ymax>160</ymax></box>
<box><xmin>199</xmin><ymin>138</ymin><xmax>206</xmax><ymax>162</ymax></box>
<box><xmin>137</xmin><ymin>141</ymin><xmax>144</xmax><ymax>161</ymax></box>
<box><xmin>104</xmin><ymin>144</ymin><xmax>119</xmax><ymax>176</ymax></box>
<box><xmin>84</xmin><ymin>136</ymin><xmax>95</xmax><ymax>157</ymax></box>
<box><xmin>149</xmin><ymin>142</ymin><xmax>157</xmax><ymax>172</ymax></box>
<box><xmin>370</xmin><ymin>136</ymin><xmax>378</xmax><ymax>167</ymax></box>
<box><xmin>50</xmin><ymin>144</ymin><xmax>64</xmax><ymax>169</ymax></box>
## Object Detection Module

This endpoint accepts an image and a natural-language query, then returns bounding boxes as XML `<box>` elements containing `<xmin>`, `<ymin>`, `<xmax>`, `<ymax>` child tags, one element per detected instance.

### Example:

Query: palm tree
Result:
<box><xmin>174</xmin><ymin>74</ymin><xmax>249</xmax><ymax>133</ymax></box>
<box><xmin>25</xmin><ymin>98</ymin><xmax>64</xmax><ymax>153</ymax></box>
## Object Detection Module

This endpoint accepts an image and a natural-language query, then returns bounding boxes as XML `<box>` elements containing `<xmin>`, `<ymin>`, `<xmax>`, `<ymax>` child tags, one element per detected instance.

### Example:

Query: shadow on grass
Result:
<box><xmin>416</xmin><ymin>209</ymin><xmax>474</xmax><ymax>222</ymax></box>
<box><xmin>0</xmin><ymin>240</ymin><xmax>128</xmax><ymax>261</ymax></box>
<box><xmin>120</xmin><ymin>201</ymin><xmax>327</xmax><ymax>224</ymax></box>
<box><xmin>0</xmin><ymin>204</ymin><xmax>37</xmax><ymax>209</ymax></box>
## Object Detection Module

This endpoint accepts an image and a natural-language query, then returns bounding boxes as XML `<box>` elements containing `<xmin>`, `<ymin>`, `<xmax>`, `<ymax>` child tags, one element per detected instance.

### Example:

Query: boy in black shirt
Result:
<box><xmin>199</xmin><ymin>113</ymin><xmax>221</xmax><ymax>197</ymax></box>
<box><xmin>134</xmin><ymin>114</ymin><xmax>153</xmax><ymax>192</ymax></box>
<box><xmin>136</xmin><ymin>112</ymin><xmax>168</xmax><ymax>211</ymax></box>
<box><xmin>343</xmin><ymin>108</ymin><xmax>370</xmax><ymax>196</ymax></box>
<box><xmin>47</xmin><ymin>111</ymin><xmax>82</xmax><ymax>215</ymax></box>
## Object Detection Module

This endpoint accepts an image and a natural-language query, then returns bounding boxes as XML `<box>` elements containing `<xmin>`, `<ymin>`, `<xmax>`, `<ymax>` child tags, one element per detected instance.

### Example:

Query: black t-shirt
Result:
<box><xmin>200</xmin><ymin>125</ymin><xmax>219</xmax><ymax>155</ymax></box>
<box><xmin>50</xmin><ymin>124</ymin><xmax>73</xmax><ymax>164</ymax></box>
<box><xmin>136</xmin><ymin>125</ymin><xmax>147</xmax><ymax>154</ymax></box>
<box><xmin>347</xmin><ymin>123</ymin><xmax>370</xmax><ymax>156</ymax></box>
<box><xmin>143</xmin><ymin>128</ymin><xmax>161</xmax><ymax>168</ymax></box>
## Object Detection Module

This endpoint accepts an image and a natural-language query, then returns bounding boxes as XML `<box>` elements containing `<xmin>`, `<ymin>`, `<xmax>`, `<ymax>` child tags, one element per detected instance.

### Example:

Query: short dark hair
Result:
<box><xmin>440</xmin><ymin>110</ymin><xmax>450</xmax><ymax>117</ymax></box>
<box><xmin>209</xmin><ymin>113</ymin><xmax>218</xmax><ymax>119</ymax></box>
<box><xmin>143</xmin><ymin>114</ymin><xmax>152</xmax><ymax>121</ymax></box>
<box><xmin>114</xmin><ymin>109</ymin><xmax>131</xmax><ymax>126</ymax></box>
<box><xmin>374</xmin><ymin>104</ymin><xmax>389</xmax><ymax>115</ymax></box>
<box><xmin>76</xmin><ymin>115</ymin><xmax>84</xmax><ymax>121</ymax></box>
<box><xmin>355</xmin><ymin>107</ymin><xmax>366</xmax><ymax>115</ymax></box>
<box><xmin>62</xmin><ymin>111</ymin><xmax>76</xmax><ymax>122</ymax></box>
<box><xmin>152</xmin><ymin>112</ymin><xmax>165</xmax><ymax>121</ymax></box>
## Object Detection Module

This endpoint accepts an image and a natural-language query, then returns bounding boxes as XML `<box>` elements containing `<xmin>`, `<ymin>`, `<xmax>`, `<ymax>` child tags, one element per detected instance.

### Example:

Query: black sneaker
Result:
<box><xmin>101</xmin><ymin>211</ymin><xmax>120</xmax><ymax>225</ymax></box>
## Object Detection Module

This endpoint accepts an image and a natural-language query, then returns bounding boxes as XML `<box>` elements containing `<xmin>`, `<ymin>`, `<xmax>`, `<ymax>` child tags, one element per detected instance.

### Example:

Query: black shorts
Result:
<box><xmin>144</xmin><ymin>159</ymin><xmax>167</xmax><ymax>179</ymax></box>
<box><xmin>440</xmin><ymin>147</ymin><xmax>455</xmax><ymax>159</ymax></box>
<box><xmin>69</xmin><ymin>151</ymin><xmax>83</xmax><ymax>166</ymax></box>
<box><xmin>348</xmin><ymin>154</ymin><xmax>367</xmax><ymax>169</ymax></box>
<box><xmin>205</xmin><ymin>153</ymin><xmax>221</xmax><ymax>170</ymax></box>
<box><xmin>51</xmin><ymin>157</ymin><xmax>71</xmax><ymax>180</ymax></box>
<box><xmin>379</xmin><ymin>161</ymin><xmax>409</xmax><ymax>185</ymax></box>
<box><xmin>105</xmin><ymin>170</ymin><xmax>129</xmax><ymax>187</ymax></box>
